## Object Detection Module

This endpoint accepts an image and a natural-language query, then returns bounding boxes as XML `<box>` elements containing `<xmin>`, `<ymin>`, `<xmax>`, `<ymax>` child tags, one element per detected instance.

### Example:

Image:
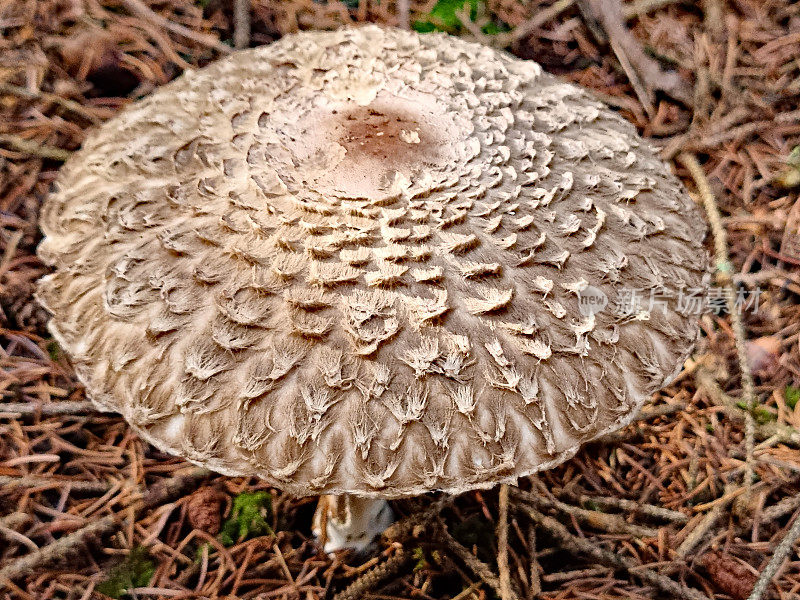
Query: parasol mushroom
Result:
<box><xmin>37</xmin><ymin>25</ymin><xmax>708</xmax><ymax>552</ymax></box>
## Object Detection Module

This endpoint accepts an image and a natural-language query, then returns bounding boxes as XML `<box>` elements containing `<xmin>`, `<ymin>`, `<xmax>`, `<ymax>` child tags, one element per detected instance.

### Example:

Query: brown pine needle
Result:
<box><xmin>120</xmin><ymin>0</ymin><xmax>231</xmax><ymax>54</ymax></box>
<box><xmin>0</xmin><ymin>516</ymin><xmax>117</xmax><ymax>585</ymax></box>
<box><xmin>0</xmin><ymin>83</ymin><xmax>102</xmax><ymax>124</ymax></box>
<box><xmin>0</xmin><ymin>468</ymin><xmax>208</xmax><ymax>584</ymax></box>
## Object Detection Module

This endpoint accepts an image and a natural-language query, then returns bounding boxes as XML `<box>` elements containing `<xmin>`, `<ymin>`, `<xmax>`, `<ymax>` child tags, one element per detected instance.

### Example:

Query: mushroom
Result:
<box><xmin>37</xmin><ymin>25</ymin><xmax>708</xmax><ymax>552</ymax></box>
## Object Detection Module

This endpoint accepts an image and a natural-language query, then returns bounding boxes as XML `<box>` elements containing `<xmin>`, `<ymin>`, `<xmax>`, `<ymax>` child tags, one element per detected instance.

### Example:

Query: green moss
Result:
<box><xmin>411</xmin><ymin>547</ymin><xmax>442</xmax><ymax>572</ymax></box>
<box><xmin>218</xmin><ymin>491</ymin><xmax>273</xmax><ymax>546</ymax></box>
<box><xmin>736</xmin><ymin>400</ymin><xmax>775</xmax><ymax>425</ymax></box>
<box><xmin>96</xmin><ymin>546</ymin><xmax>155</xmax><ymax>599</ymax></box>
<box><xmin>412</xmin><ymin>546</ymin><xmax>428</xmax><ymax>571</ymax></box>
<box><xmin>581</xmin><ymin>499</ymin><xmax>601</xmax><ymax>512</ymax></box>
<box><xmin>416</xmin><ymin>0</ymin><xmax>475</xmax><ymax>31</ymax></box>
<box><xmin>46</xmin><ymin>340</ymin><xmax>61</xmax><ymax>362</ymax></box>
<box><xmin>785</xmin><ymin>385</ymin><xmax>800</xmax><ymax>410</ymax></box>
<box><xmin>412</xmin><ymin>0</ymin><xmax>508</xmax><ymax>35</ymax></box>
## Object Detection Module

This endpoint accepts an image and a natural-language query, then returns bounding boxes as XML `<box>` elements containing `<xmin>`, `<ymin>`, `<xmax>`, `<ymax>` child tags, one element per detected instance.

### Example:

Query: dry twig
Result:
<box><xmin>523</xmin><ymin>506</ymin><xmax>712</xmax><ymax>600</ymax></box>
<box><xmin>0</xmin><ymin>476</ymin><xmax>112</xmax><ymax>494</ymax></box>
<box><xmin>513</xmin><ymin>487</ymin><xmax>659</xmax><ymax>538</ymax></box>
<box><xmin>497</xmin><ymin>484</ymin><xmax>515</xmax><ymax>600</ymax></box>
<box><xmin>747</xmin><ymin>514</ymin><xmax>800</xmax><ymax>600</ymax></box>
<box><xmin>676</xmin><ymin>484</ymin><xmax>736</xmax><ymax>558</ymax></box>
<box><xmin>624</xmin><ymin>0</ymin><xmax>687</xmax><ymax>19</ymax></box>
<box><xmin>0</xmin><ymin>135</ymin><xmax>72</xmax><ymax>161</ymax></box>
<box><xmin>694</xmin><ymin>370</ymin><xmax>800</xmax><ymax>447</ymax></box>
<box><xmin>679</xmin><ymin>153</ymin><xmax>758</xmax><ymax>511</ymax></box>
<box><xmin>0</xmin><ymin>516</ymin><xmax>116</xmax><ymax>586</ymax></box>
<box><xmin>438</xmin><ymin>518</ymin><xmax>506</xmax><ymax>599</ymax></box>
<box><xmin>761</xmin><ymin>494</ymin><xmax>800</xmax><ymax>523</ymax></box>
<box><xmin>0</xmin><ymin>401</ymin><xmax>98</xmax><ymax>416</ymax></box>
<box><xmin>396</xmin><ymin>0</ymin><xmax>411</xmax><ymax>29</ymax></box>
<box><xmin>382</xmin><ymin>495</ymin><xmax>453</xmax><ymax>541</ymax></box>
<box><xmin>233</xmin><ymin>0</ymin><xmax>251</xmax><ymax>49</ymax></box>
<box><xmin>527</xmin><ymin>524</ymin><xmax>541</xmax><ymax>599</ymax></box>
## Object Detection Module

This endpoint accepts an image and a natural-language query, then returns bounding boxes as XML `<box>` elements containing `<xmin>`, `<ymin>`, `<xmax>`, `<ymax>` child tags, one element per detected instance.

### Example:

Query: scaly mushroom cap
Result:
<box><xmin>38</xmin><ymin>26</ymin><xmax>708</xmax><ymax>497</ymax></box>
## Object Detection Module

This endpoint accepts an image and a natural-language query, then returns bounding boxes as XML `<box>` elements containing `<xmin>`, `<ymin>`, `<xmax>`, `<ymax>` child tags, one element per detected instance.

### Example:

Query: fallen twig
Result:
<box><xmin>0</xmin><ymin>514</ymin><xmax>30</xmax><ymax>530</ymax></box>
<box><xmin>596</xmin><ymin>402</ymin><xmax>687</xmax><ymax>443</ymax></box>
<box><xmin>438</xmin><ymin>518</ymin><xmax>506</xmax><ymax>599</ymax></box>
<box><xmin>747</xmin><ymin>513</ymin><xmax>800</xmax><ymax>600</ymax></box>
<box><xmin>694</xmin><ymin>369</ymin><xmax>800</xmax><ymax>447</ymax></box>
<box><xmin>675</xmin><ymin>484</ymin><xmax>735</xmax><ymax>558</ymax></box>
<box><xmin>679</xmin><ymin>152</ymin><xmax>757</xmax><ymax>511</ymax></box>
<box><xmin>512</xmin><ymin>487</ymin><xmax>659</xmax><ymax>538</ymax></box>
<box><xmin>0</xmin><ymin>516</ymin><xmax>116</xmax><ymax>586</ymax></box>
<box><xmin>497</xmin><ymin>484</ymin><xmax>515</xmax><ymax>600</ymax></box>
<box><xmin>0</xmin><ymin>230</ymin><xmax>24</xmax><ymax>277</ymax></box>
<box><xmin>523</xmin><ymin>506</ymin><xmax>712</xmax><ymax>600</ymax></box>
<box><xmin>0</xmin><ymin>401</ymin><xmax>98</xmax><ymax>416</ymax></box>
<box><xmin>634</xmin><ymin>402</ymin><xmax>688</xmax><ymax>422</ymax></box>
<box><xmin>451</xmin><ymin>581</ymin><xmax>483</xmax><ymax>600</ymax></box>
<box><xmin>761</xmin><ymin>494</ymin><xmax>800</xmax><ymax>523</ymax></box>
<box><xmin>528</xmin><ymin>524</ymin><xmax>541</xmax><ymax>599</ymax></box>
<box><xmin>0</xmin><ymin>476</ymin><xmax>113</xmax><ymax>494</ymax></box>
<box><xmin>396</xmin><ymin>0</ymin><xmax>410</xmax><ymax>29</ymax></box>
<box><xmin>0</xmin><ymin>134</ymin><xmax>72</xmax><ymax>161</ymax></box>
<box><xmin>233</xmin><ymin>0</ymin><xmax>251</xmax><ymax>49</ymax></box>
<box><xmin>624</xmin><ymin>0</ymin><xmax>687</xmax><ymax>19</ymax></box>
<box><xmin>382</xmin><ymin>495</ymin><xmax>453</xmax><ymax>541</ymax></box>
<box><xmin>574</xmin><ymin>494</ymin><xmax>689</xmax><ymax>524</ymax></box>
<box><xmin>500</xmin><ymin>0</ymin><xmax>576</xmax><ymax>46</ymax></box>
<box><xmin>0</xmin><ymin>513</ymin><xmax>36</xmax><ymax>553</ymax></box>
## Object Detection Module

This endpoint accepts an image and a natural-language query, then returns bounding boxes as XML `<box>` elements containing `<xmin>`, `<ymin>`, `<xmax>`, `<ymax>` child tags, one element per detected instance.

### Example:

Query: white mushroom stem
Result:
<box><xmin>312</xmin><ymin>494</ymin><xmax>394</xmax><ymax>553</ymax></box>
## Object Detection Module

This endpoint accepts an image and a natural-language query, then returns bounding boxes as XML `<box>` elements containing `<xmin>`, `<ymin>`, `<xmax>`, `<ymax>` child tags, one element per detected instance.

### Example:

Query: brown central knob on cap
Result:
<box><xmin>279</xmin><ymin>90</ymin><xmax>461</xmax><ymax>201</ymax></box>
<box><xmin>336</xmin><ymin>105</ymin><xmax>431</xmax><ymax>163</ymax></box>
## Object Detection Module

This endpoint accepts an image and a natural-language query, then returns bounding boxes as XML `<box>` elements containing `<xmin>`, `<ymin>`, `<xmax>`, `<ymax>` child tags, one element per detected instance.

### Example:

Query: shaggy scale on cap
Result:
<box><xmin>37</xmin><ymin>26</ymin><xmax>708</xmax><ymax>498</ymax></box>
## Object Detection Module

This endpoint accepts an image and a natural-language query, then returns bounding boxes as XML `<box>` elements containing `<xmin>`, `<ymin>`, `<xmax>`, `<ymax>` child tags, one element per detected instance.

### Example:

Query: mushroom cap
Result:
<box><xmin>38</xmin><ymin>26</ymin><xmax>709</xmax><ymax>498</ymax></box>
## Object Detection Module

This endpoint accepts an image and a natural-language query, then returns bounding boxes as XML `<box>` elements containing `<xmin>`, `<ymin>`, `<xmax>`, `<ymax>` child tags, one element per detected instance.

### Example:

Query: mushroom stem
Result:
<box><xmin>312</xmin><ymin>494</ymin><xmax>394</xmax><ymax>553</ymax></box>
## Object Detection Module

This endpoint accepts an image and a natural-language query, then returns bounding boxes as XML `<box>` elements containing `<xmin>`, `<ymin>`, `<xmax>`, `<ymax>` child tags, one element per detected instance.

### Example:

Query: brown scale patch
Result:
<box><xmin>334</xmin><ymin>104</ymin><xmax>442</xmax><ymax>165</ymax></box>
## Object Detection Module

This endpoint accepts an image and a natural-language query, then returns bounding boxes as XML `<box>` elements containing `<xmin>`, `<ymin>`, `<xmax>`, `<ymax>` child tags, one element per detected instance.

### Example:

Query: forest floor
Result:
<box><xmin>1</xmin><ymin>0</ymin><xmax>799</xmax><ymax>599</ymax></box>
